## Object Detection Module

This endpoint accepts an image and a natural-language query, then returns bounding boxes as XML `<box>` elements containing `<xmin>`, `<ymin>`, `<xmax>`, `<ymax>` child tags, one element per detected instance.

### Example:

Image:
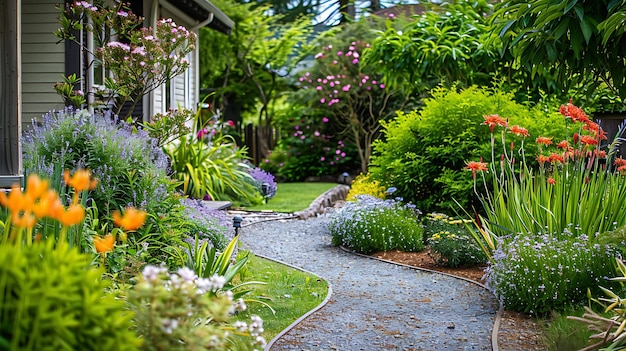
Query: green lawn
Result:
<box><xmin>233</xmin><ymin>254</ymin><xmax>329</xmax><ymax>341</ymax></box>
<box><xmin>243</xmin><ymin>182</ymin><xmax>338</xmax><ymax>212</ymax></box>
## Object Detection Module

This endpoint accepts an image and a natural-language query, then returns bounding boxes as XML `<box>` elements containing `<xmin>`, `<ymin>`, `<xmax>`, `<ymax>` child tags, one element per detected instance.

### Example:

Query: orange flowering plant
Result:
<box><xmin>0</xmin><ymin>170</ymin><xmax>146</xmax><ymax>261</ymax></box>
<box><xmin>465</xmin><ymin>101</ymin><xmax>626</xmax><ymax>259</ymax></box>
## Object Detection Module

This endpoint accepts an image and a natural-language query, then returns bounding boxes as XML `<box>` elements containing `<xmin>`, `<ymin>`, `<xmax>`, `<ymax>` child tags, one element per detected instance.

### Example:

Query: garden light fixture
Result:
<box><xmin>233</xmin><ymin>215</ymin><xmax>243</xmax><ymax>236</ymax></box>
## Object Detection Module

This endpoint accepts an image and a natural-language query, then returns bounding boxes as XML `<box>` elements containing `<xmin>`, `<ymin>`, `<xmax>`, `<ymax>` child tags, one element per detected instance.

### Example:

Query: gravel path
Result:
<box><xmin>239</xmin><ymin>215</ymin><xmax>499</xmax><ymax>351</ymax></box>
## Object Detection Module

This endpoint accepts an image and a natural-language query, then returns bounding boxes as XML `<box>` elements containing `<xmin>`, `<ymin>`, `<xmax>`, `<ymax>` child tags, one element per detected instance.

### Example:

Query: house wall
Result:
<box><xmin>21</xmin><ymin>0</ymin><xmax>65</xmax><ymax>127</ymax></box>
<box><xmin>0</xmin><ymin>0</ymin><xmax>23</xmax><ymax>185</ymax></box>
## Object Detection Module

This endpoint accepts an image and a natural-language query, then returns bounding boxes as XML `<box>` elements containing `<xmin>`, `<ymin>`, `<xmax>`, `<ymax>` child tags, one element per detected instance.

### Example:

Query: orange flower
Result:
<box><xmin>11</xmin><ymin>211</ymin><xmax>36</xmax><ymax>229</ymax></box>
<box><xmin>547</xmin><ymin>177</ymin><xmax>556</xmax><ymax>185</ymax></box>
<box><xmin>595</xmin><ymin>150</ymin><xmax>607</xmax><ymax>158</ymax></box>
<box><xmin>615</xmin><ymin>157</ymin><xmax>626</xmax><ymax>167</ymax></box>
<box><xmin>94</xmin><ymin>234</ymin><xmax>116</xmax><ymax>253</ymax></box>
<box><xmin>0</xmin><ymin>185</ymin><xmax>30</xmax><ymax>213</ymax></box>
<box><xmin>556</xmin><ymin>140</ymin><xmax>569</xmax><ymax>149</ymax></box>
<box><xmin>579</xmin><ymin>135</ymin><xmax>598</xmax><ymax>146</ymax></box>
<box><xmin>32</xmin><ymin>189</ymin><xmax>61</xmax><ymax>219</ymax></box>
<box><xmin>559</xmin><ymin>100</ymin><xmax>590</xmax><ymax>124</ymax></box>
<box><xmin>536</xmin><ymin>136</ymin><xmax>553</xmax><ymax>146</ymax></box>
<box><xmin>482</xmin><ymin>114</ymin><xmax>508</xmax><ymax>133</ymax></box>
<box><xmin>548</xmin><ymin>153</ymin><xmax>564</xmax><ymax>164</ymax></box>
<box><xmin>536</xmin><ymin>155</ymin><xmax>550</xmax><ymax>164</ymax></box>
<box><xmin>509</xmin><ymin>125</ymin><xmax>529</xmax><ymax>137</ymax></box>
<box><xmin>63</xmin><ymin>169</ymin><xmax>98</xmax><ymax>193</ymax></box>
<box><xmin>57</xmin><ymin>204</ymin><xmax>85</xmax><ymax>227</ymax></box>
<box><xmin>26</xmin><ymin>174</ymin><xmax>50</xmax><ymax>200</ymax></box>
<box><xmin>113</xmin><ymin>207</ymin><xmax>147</xmax><ymax>231</ymax></box>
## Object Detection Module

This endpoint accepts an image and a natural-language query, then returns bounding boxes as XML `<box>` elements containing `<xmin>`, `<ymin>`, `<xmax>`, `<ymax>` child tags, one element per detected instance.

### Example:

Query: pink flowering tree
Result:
<box><xmin>55</xmin><ymin>1</ymin><xmax>196</xmax><ymax>120</ymax></box>
<box><xmin>297</xmin><ymin>40</ymin><xmax>407</xmax><ymax>173</ymax></box>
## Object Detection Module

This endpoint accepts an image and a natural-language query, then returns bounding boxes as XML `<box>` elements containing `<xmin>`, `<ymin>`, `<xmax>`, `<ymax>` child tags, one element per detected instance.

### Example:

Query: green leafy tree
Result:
<box><xmin>363</xmin><ymin>1</ymin><xmax>499</xmax><ymax>96</ymax></box>
<box><xmin>199</xmin><ymin>0</ymin><xmax>312</xmax><ymax>125</ymax></box>
<box><xmin>493</xmin><ymin>0</ymin><xmax>626</xmax><ymax>99</ymax></box>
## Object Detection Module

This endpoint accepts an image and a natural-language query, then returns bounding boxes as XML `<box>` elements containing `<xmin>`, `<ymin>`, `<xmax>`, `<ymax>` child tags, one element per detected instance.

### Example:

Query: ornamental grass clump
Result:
<box><xmin>486</xmin><ymin>232</ymin><xmax>619</xmax><ymax>315</ymax></box>
<box><xmin>328</xmin><ymin>195</ymin><xmax>423</xmax><ymax>254</ymax></box>
<box><xmin>424</xmin><ymin>213</ymin><xmax>487</xmax><ymax>267</ymax></box>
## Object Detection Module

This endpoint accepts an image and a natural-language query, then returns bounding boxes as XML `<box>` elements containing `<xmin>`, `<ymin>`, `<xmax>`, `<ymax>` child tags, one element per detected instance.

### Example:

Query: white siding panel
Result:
<box><xmin>21</xmin><ymin>0</ymin><xmax>65</xmax><ymax>127</ymax></box>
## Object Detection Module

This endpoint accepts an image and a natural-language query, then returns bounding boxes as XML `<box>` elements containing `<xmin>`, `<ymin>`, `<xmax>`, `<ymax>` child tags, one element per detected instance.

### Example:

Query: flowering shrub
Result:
<box><xmin>345</xmin><ymin>173</ymin><xmax>386</xmax><ymax>201</ymax></box>
<box><xmin>127</xmin><ymin>265</ymin><xmax>265</xmax><ymax>351</ymax></box>
<box><xmin>180</xmin><ymin>198</ymin><xmax>233</xmax><ymax>250</ymax></box>
<box><xmin>328</xmin><ymin>195</ymin><xmax>423</xmax><ymax>254</ymax></box>
<box><xmin>424</xmin><ymin>213</ymin><xmax>487</xmax><ymax>267</ymax></box>
<box><xmin>56</xmin><ymin>2</ymin><xmax>196</xmax><ymax>118</ymax></box>
<box><xmin>22</xmin><ymin>108</ymin><xmax>171</xmax><ymax>218</ymax></box>
<box><xmin>486</xmin><ymin>232</ymin><xmax>619</xmax><ymax>315</ymax></box>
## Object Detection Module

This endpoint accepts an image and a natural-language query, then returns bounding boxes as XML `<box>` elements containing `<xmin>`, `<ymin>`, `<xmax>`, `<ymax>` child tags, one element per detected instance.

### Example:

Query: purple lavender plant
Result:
<box><xmin>248</xmin><ymin>167</ymin><xmax>277</xmax><ymax>199</ymax></box>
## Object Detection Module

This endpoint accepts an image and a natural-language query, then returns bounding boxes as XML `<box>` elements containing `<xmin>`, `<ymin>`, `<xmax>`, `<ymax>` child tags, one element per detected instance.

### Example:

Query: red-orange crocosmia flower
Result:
<box><xmin>509</xmin><ymin>125</ymin><xmax>530</xmax><ymax>137</ymax></box>
<box><xmin>94</xmin><ymin>234</ymin><xmax>116</xmax><ymax>253</ymax></box>
<box><xmin>579</xmin><ymin>135</ymin><xmax>598</xmax><ymax>146</ymax></box>
<box><xmin>482</xmin><ymin>114</ymin><xmax>508</xmax><ymax>133</ymax></box>
<box><xmin>556</xmin><ymin>140</ymin><xmax>569</xmax><ymax>149</ymax></box>
<box><xmin>615</xmin><ymin>157</ymin><xmax>626</xmax><ymax>167</ymax></box>
<box><xmin>559</xmin><ymin>100</ymin><xmax>590</xmax><ymax>124</ymax></box>
<box><xmin>547</xmin><ymin>177</ymin><xmax>557</xmax><ymax>185</ymax></box>
<box><xmin>536</xmin><ymin>155</ymin><xmax>550</xmax><ymax>164</ymax></box>
<box><xmin>548</xmin><ymin>153</ymin><xmax>565</xmax><ymax>164</ymax></box>
<box><xmin>112</xmin><ymin>207</ymin><xmax>147</xmax><ymax>231</ymax></box>
<box><xmin>465</xmin><ymin>160</ymin><xmax>489</xmax><ymax>179</ymax></box>
<box><xmin>536</xmin><ymin>136</ymin><xmax>553</xmax><ymax>146</ymax></box>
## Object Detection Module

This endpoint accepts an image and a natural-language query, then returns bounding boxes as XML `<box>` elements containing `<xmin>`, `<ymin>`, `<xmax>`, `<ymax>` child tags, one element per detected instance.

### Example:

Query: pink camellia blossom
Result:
<box><xmin>329</xmin><ymin>82</ymin><xmax>335</xmax><ymax>87</ymax></box>
<box><xmin>388</xmin><ymin>13</ymin><xmax>396</xmax><ymax>18</ymax></box>
<box><xmin>320</xmin><ymin>98</ymin><xmax>326</xmax><ymax>104</ymax></box>
<box><xmin>322</xmin><ymin>117</ymin><xmax>329</xmax><ymax>123</ymax></box>
<box><xmin>349</xmin><ymin>46</ymin><xmax>355</xmax><ymax>51</ymax></box>
<box><xmin>197</xmin><ymin>128</ymin><xmax>209</xmax><ymax>139</ymax></box>
<box><xmin>315</xmin><ymin>53</ymin><xmax>324</xmax><ymax>59</ymax></box>
<box><xmin>299</xmin><ymin>77</ymin><xmax>305</xmax><ymax>82</ymax></box>
<box><xmin>353</xmin><ymin>52</ymin><xmax>360</xmax><ymax>58</ymax></box>
<box><xmin>227</xmin><ymin>120</ymin><xmax>235</xmax><ymax>127</ymax></box>
<box><xmin>265</xmin><ymin>159</ymin><xmax>269</xmax><ymax>163</ymax></box>
<box><xmin>337</xmin><ymin>51</ymin><xmax>343</xmax><ymax>56</ymax></box>
<box><xmin>316</xmin><ymin>86</ymin><xmax>323</xmax><ymax>90</ymax></box>
<box><xmin>293</xmin><ymin>133</ymin><xmax>298</xmax><ymax>137</ymax></box>
<box><xmin>322</xmin><ymin>79</ymin><xmax>328</xmax><ymax>84</ymax></box>
<box><xmin>294</xmin><ymin>125</ymin><xmax>299</xmax><ymax>130</ymax></box>
<box><xmin>342</xmin><ymin>85</ymin><xmax>351</xmax><ymax>92</ymax></box>
<box><xmin>341</xmin><ymin>152</ymin><xmax>346</xmax><ymax>157</ymax></box>
<box><xmin>305</xmin><ymin>72</ymin><xmax>310</xmax><ymax>77</ymax></box>
<box><xmin>300</xmin><ymin>135</ymin><xmax>306</xmax><ymax>140</ymax></box>
<box><xmin>335</xmin><ymin>150</ymin><xmax>341</xmax><ymax>155</ymax></box>
<box><xmin>314</xmin><ymin>131</ymin><xmax>320</xmax><ymax>136</ymax></box>
<box><xmin>379</xmin><ymin>84</ymin><xmax>385</xmax><ymax>89</ymax></box>
<box><xmin>333</xmin><ymin>60</ymin><xmax>338</xmax><ymax>64</ymax></box>
<box><xmin>352</xmin><ymin>59</ymin><xmax>359</xmax><ymax>64</ymax></box>
<box><xmin>321</xmin><ymin>157</ymin><xmax>326</xmax><ymax>161</ymax></box>
<box><xmin>372</xmin><ymin>80</ymin><xmax>377</xmax><ymax>85</ymax></box>
<box><xmin>366</xmin><ymin>86</ymin><xmax>371</xmax><ymax>90</ymax></box>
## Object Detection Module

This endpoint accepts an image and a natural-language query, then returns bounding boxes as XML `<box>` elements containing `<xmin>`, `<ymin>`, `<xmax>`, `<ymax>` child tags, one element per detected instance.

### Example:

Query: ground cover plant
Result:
<box><xmin>328</xmin><ymin>195</ymin><xmax>423</xmax><ymax>254</ymax></box>
<box><xmin>423</xmin><ymin>213</ymin><xmax>487</xmax><ymax>268</ymax></box>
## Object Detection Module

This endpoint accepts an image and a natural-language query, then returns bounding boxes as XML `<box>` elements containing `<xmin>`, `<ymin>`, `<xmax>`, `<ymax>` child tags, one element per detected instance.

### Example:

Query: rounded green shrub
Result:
<box><xmin>424</xmin><ymin>213</ymin><xmax>487</xmax><ymax>267</ymax></box>
<box><xmin>369</xmin><ymin>86</ymin><xmax>564</xmax><ymax>215</ymax></box>
<box><xmin>0</xmin><ymin>240</ymin><xmax>140</xmax><ymax>350</ymax></box>
<box><xmin>328</xmin><ymin>195</ymin><xmax>423</xmax><ymax>254</ymax></box>
<box><xmin>486</xmin><ymin>232</ymin><xmax>619</xmax><ymax>315</ymax></box>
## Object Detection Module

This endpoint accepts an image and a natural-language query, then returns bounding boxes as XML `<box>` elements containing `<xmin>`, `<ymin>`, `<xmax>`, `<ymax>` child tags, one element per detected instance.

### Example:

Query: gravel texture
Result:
<box><xmin>238</xmin><ymin>214</ymin><xmax>499</xmax><ymax>351</ymax></box>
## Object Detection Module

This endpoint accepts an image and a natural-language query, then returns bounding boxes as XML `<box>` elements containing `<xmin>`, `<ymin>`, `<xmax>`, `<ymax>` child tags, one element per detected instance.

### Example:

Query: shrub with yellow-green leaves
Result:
<box><xmin>346</xmin><ymin>173</ymin><xmax>386</xmax><ymax>201</ymax></box>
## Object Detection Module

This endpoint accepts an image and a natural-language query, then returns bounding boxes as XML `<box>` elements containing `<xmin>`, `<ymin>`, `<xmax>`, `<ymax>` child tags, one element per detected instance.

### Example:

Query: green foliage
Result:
<box><xmin>363</xmin><ymin>1</ymin><xmax>498</xmax><ymax>95</ymax></box>
<box><xmin>243</xmin><ymin>182</ymin><xmax>338</xmax><ymax>213</ymax></box>
<box><xmin>328</xmin><ymin>195</ymin><xmax>423</xmax><ymax>254</ymax></box>
<box><xmin>127</xmin><ymin>265</ymin><xmax>265</xmax><ymax>351</ymax></box>
<box><xmin>0</xmin><ymin>240</ymin><xmax>140</xmax><ymax>350</ymax></box>
<box><xmin>424</xmin><ymin>213</ymin><xmax>487</xmax><ymax>268</ymax></box>
<box><xmin>543</xmin><ymin>308</ymin><xmax>595</xmax><ymax>351</ymax></box>
<box><xmin>142</xmin><ymin>108</ymin><xmax>193</xmax><ymax>147</ymax></box>
<box><xmin>486</xmin><ymin>232</ymin><xmax>618</xmax><ymax>315</ymax></box>
<box><xmin>345</xmin><ymin>173</ymin><xmax>386</xmax><ymax>201</ymax></box>
<box><xmin>22</xmin><ymin>108</ymin><xmax>172</xmax><ymax>218</ymax></box>
<box><xmin>369</xmin><ymin>86</ymin><xmax>563</xmax><ymax>215</ymax></box>
<box><xmin>568</xmin><ymin>258</ymin><xmax>626</xmax><ymax>350</ymax></box>
<box><xmin>493</xmin><ymin>0</ymin><xmax>626</xmax><ymax>99</ymax></box>
<box><xmin>199</xmin><ymin>0</ymin><xmax>312</xmax><ymax>124</ymax></box>
<box><xmin>164</xmin><ymin>134</ymin><xmax>262</xmax><ymax>206</ymax></box>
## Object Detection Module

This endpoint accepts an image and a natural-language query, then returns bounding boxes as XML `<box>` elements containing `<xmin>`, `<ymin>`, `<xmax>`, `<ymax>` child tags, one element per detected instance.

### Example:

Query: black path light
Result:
<box><xmin>233</xmin><ymin>215</ymin><xmax>243</xmax><ymax>236</ymax></box>
<box><xmin>261</xmin><ymin>182</ymin><xmax>271</xmax><ymax>203</ymax></box>
<box><xmin>339</xmin><ymin>172</ymin><xmax>350</xmax><ymax>184</ymax></box>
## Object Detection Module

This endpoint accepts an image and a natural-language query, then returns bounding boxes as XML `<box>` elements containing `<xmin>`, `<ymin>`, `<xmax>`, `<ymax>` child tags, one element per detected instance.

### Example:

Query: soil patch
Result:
<box><xmin>371</xmin><ymin>248</ymin><xmax>547</xmax><ymax>351</ymax></box>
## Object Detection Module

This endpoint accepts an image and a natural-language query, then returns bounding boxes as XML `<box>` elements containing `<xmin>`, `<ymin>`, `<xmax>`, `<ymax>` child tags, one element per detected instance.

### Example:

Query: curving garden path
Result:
<box><xmin>238</xmin><ymin>214</ymin><xmax>500</xmax><ymax>351</ymax></box>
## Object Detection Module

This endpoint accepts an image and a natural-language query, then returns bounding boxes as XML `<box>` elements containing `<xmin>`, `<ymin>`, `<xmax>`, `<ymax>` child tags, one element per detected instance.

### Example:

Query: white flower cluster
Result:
<box><xmin>141</xmin><ymin>265</ymin><xmax>226</xmax><ymax>295</ymax></box>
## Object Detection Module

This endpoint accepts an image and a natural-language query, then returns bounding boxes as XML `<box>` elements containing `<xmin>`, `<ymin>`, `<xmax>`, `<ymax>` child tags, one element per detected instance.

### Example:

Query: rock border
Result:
<box><xmin>292</xmin><ymin>184</ymin><xmax>350</xmax><ymax>219</ymax></box>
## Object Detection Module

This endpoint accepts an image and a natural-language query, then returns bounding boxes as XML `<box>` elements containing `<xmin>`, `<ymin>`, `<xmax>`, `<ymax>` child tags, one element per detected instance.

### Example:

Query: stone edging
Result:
<box><xmin>292</xmin><ymin>184</ymin><xmax>350</xmax><ymax>219</ymax></box>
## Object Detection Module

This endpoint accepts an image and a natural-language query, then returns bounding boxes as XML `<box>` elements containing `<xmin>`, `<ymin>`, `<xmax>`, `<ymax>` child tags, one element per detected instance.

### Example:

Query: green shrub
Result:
<box><xmin>424</xmin><ymin>213</ymin><xmax>487</xmax><ymax>267</ymax></box>
<box><xmin>164</xmin><ymin>134</ymin><xmax>262</xmax><ymax>206</ymax></box>
<box><xmin>486</xmin><ymin>232</ymin><xmax>619</xmax><ymax>315</ymax></box>
<box><xmin>0</xmin><ymin>240</ymin><xmax>140</xmax><ymax>350</ymax></box>
<box><xmin>368</xmin><ymin>86</ymin><xmax>564</xmax><ymax>214</ymax></box>
<box><xmin>328</xmin><ymin>195</ymin><xmax>423</xmax><ymax>254</ymax></box>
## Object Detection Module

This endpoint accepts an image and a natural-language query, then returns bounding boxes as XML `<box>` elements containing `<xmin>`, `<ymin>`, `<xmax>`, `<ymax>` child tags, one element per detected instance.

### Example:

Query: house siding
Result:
<box><xmin>21</xmin><ymin>0</ymin><xmax>65</xmax><ymax>127</ymax></box>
